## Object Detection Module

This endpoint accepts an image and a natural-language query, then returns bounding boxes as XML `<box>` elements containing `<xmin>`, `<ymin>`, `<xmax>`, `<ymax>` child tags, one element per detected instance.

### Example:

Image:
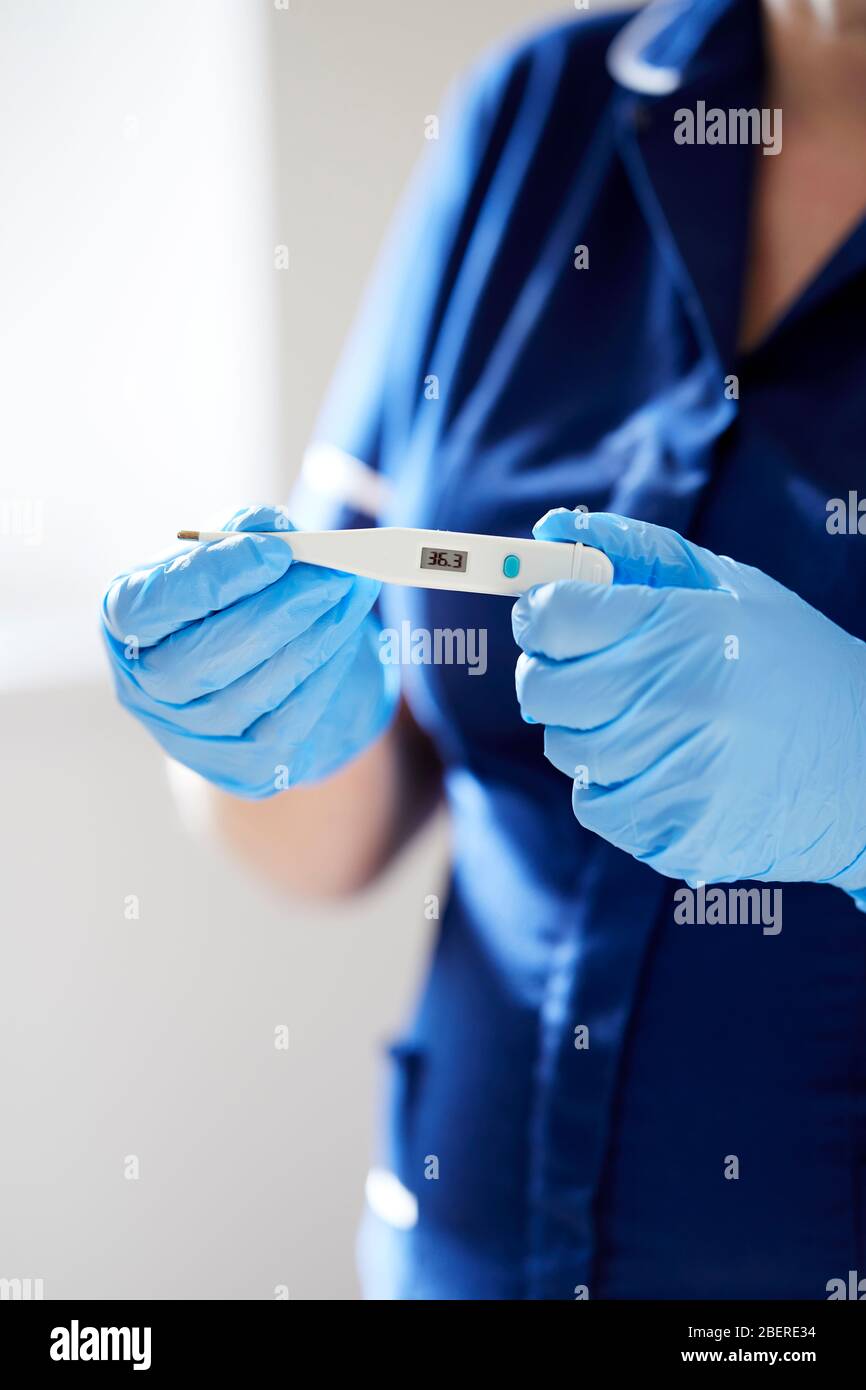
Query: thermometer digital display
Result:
<box><xmin>420</xmin><ymin>546</ymin><xmax>468</xmax><ymax>572</ymax></box>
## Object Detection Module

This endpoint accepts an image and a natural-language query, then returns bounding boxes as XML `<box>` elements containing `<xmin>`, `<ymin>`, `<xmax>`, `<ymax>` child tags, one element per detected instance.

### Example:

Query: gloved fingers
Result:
<box><xmin>532</xmin><ymin>509</ymin><xmax>722</xmax><ymax>590</ymax></box>
<box><xmin>542</xmin><ymin>700</ymin><xmax>675</xmax><ymax>787</ymax></box>
<box><xmin>281</xmin><ymin>619</ymin><xmax>399</xmax><ymax>786</ymax></box>
<box><xmin>514</xmin><ymin>584</ymin><xmax>731</xmax><ymax>727</ymax></box>
<box><xmin>570</xmin><ymin>727</ymin><xmax>732</xmax><ymax>879</ymax></box>
<box><xmin>515</xmin><ymin>633</ymin><xmax>665</xmax><ymax>729</ymax></box>
<box><xmin>103</xmin><ymin>532</ymin><xmax>295</xmax><ymax>649</ymax></box>
<box><xmin>103</xmin><ymin>504</ymin><xmax>297</xmax><ymax>649</ymax></box>
<box><xmin>123</xmin><ymin>567</ymin><xmax>374</xmax><ymax>705</ymax></box>
<box><xmin>111</xmin><ymin>583</ymin><xmax>381</xmax><ymax>735</ymax></box>
<box><xmin>512</xmin><ymin>575</ymin><xmax>669</xmax><ymax>660</ymax></box>
<box><xmin>144</xmin><ymin>622</ymin><xmax>385</xmax><ymax>798</ymax></box>
<box><xmin>222</xmin><ymin>503</ymin><xmax>295</xmax><ymax>535</ymax></box>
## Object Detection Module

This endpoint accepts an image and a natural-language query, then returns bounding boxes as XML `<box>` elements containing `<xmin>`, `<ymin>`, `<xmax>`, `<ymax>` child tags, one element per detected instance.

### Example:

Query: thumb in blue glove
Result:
<box><xmin>102</xmin><ymin>504</ymin><xmax>399</xmax><ymax>798</ymax></box>
<box><xmin>513</xmin><ymin>509</ymin><xmax>866</xmax><ymax>902</ymax></box>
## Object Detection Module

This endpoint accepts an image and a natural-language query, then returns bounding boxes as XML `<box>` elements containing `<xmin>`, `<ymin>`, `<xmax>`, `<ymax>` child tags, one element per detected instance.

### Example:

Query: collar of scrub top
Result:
<box><xmin>604</xmin><ymin>0</ymin><xmax>866</xmax><ymax>371</ymax></box>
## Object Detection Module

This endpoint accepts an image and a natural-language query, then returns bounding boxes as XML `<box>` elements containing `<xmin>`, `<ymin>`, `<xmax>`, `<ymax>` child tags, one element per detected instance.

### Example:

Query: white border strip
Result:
<box><xmin>606</xmin><ymin>0</ymin><xmax>688</xmax><ymax>97</ymax></box>
<box><xmin>298</xmin><ymin>441</ymin><xmax>392</xmax><ymax>521</ymax></box>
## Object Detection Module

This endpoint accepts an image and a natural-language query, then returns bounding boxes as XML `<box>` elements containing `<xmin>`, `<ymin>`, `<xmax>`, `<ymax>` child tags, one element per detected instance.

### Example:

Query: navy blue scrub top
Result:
<box><xmin>293</xmin><ymin>0</ymin><xmax>866</xmax><ymax>1299</ymax></box>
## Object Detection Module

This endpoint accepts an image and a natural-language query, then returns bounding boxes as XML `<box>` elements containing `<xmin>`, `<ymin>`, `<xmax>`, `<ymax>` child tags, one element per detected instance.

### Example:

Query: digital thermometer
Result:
<box><xmin>177</xmin><ymin>526</ymin><xmax>614</xmax><ymax>596</ymax></box>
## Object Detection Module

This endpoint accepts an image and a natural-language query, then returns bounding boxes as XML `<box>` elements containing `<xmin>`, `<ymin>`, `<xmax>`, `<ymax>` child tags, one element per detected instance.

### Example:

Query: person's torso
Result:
<box><xmin>361</xmin><ymin>4</ymin><xmax>866</xmax><ymax>1299</ymax></box>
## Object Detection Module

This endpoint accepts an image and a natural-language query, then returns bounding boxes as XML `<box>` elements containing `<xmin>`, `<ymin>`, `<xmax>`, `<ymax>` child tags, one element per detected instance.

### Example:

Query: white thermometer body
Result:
<box><xmin>180</xmin><ymin>527</ymin><xmax>614</xmax><ymax>596</ymax></box>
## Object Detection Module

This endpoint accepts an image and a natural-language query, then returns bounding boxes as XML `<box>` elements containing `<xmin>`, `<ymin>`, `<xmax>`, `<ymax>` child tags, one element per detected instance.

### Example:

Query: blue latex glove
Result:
<box><xmin>513</xmin><ymin>509</ymin><xmax>866</xmax><ymax>901</ymax></box>
<box><xmin>102</xmin><ymin>505</ymin><xmax>398</xmax><ymax>797</ymax></box>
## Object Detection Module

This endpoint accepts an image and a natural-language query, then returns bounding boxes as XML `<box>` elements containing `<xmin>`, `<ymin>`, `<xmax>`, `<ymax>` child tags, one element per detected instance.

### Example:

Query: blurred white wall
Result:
<box><xmin>0</xmin><ymin>0</ymin><xmax>284</xmax><ymax>686</ymax></box>
<box><xmin>0</xmin><ymin>684</ymin><xmax>447</xmax><ymax>1299</ymax></box>
<box><xmin>0</xmin><ymin>0</ymin><xmax>600</xmax><ymax>1299</ymax></box>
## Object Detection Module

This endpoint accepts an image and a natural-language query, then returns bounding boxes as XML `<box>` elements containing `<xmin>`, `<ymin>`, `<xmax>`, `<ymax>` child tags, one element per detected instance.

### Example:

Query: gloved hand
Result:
<box><xmin>102</xmin><ymin>505</ymin><xmax>398</xmax><ymax>797</ymax></box>
<box><xmin>513</xmin><ymin>509</ymin><xmax>866</xmax><ymax>899</ymax></box>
